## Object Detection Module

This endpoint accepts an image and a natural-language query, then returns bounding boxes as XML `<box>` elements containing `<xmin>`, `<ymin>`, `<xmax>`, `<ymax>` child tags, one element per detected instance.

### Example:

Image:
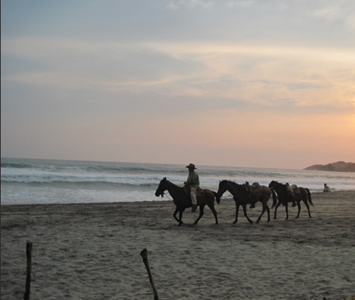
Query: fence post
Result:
<box><xmin>140</xmin><ymin>248</ymin><xmax>159</xmax><ymax>300</ymax></box>
<box><xmin>24</xmin><ymin>241</ymin><xmax>32</xmax><ymax>300</ymax></box>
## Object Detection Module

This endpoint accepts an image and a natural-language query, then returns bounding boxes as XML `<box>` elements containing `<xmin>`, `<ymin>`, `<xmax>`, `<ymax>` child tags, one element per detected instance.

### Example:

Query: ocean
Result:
<box><xmin>1</xmin><ymin>157</ymin><xmax>355</xmax><ymax>205</ymax></box>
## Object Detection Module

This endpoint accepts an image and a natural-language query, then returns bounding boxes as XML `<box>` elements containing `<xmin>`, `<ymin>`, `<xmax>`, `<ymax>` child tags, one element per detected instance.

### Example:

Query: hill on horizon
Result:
<box><xmin>304</xmin><ymin>161</ymin><xmax>355</xmax><ymax>172</ymax></box>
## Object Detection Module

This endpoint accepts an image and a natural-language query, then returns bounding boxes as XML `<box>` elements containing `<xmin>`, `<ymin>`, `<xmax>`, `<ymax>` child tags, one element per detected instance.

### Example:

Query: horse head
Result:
<box><xmin>268</xmin><ymin>180</ymin><xmax>278</xmax><ymax>189</ymax></box>
<box><xmin>217</xmin><ymin>180</ymin><xmax>229</xmax><ymax>199</ymax></box>
<box><xmin>269</xmin><ymin>180</ymin><xmax>292</xmax><ymax>199</ymax></box>
<box><xmin>155</xmin><ymin>177</ymin><xmax>168</xmax><ymax>198</ymax></box>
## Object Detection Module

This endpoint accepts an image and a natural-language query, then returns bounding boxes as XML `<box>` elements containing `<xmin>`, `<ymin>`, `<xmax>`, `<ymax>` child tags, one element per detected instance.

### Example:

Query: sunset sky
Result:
<box><xmin>2</xmin><ymin>0</ymin><xmax>355</xmax><ymax>169</ymax></box>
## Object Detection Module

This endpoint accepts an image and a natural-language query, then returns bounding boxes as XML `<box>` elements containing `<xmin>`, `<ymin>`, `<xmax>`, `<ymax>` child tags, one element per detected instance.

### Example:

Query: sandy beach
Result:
<box><xmin>1</xmin><ymin>191</ymin><xmax>355</xmax><ymax>300</ymax></box>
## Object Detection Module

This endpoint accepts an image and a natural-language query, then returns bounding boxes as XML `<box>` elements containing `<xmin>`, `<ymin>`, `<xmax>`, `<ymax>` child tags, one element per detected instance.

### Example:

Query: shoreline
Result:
<box><xmin>2</xmin><ymin>191</ymin><xmax>355</xmax><ymax>299</ymax></box>
<box><xmin>1</xmin><ymin>189</ymin><xmax>354</xmax><ymax>207</ymax></box>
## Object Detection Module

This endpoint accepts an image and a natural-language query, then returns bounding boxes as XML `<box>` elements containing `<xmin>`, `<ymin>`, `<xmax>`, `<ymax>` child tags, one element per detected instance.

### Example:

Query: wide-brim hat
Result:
<box><xmin>186</xmin><ymin>163</ymin><xmax>196</xmax><ymax>169</ymax></box>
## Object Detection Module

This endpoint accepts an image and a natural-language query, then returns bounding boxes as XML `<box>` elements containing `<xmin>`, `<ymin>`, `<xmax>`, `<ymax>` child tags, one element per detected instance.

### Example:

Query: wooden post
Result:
<box><xmin>140</xmin><ymin>248</ymin><xmax>159</xmax><ymax>300</ymax></box>
<box><xmin>24</xmin><ymin>242</ymin><xmax>32</xmax><ymax>300</ymax></box>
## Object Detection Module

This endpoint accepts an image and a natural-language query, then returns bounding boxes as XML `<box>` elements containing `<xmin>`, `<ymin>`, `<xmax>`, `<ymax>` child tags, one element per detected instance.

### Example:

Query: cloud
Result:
<box><xmin>309</xmin><ymin>1</ymin><xmax>355</xmax><ymax>30</ymax></box>
<box><xmin>2</xmin><ymin>37</ymin><xmax>355</xmax><ymax>114</ymax></box>
<box><xmin>1</xmin><ymin>0</ymin><xmax>355</xmax><ymax>167</ymax></box>
<box><xmin>313</xmin><ymin>6</ymin><xmax>341</xmax><ymax>20</ymax></box>
<box><xmin>227</xmin><ymin>1</ymin><xmax>254</xmax><ymax>8</ymax></box>
<box><xmin>166</xmin><ymin>0</ymin><xmax>215</xmax><ymax>10</ymax></box>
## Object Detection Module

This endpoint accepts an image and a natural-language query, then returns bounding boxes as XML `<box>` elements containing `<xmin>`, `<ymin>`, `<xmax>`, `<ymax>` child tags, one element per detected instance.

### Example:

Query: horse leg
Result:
<box><xmin>285</xmin><ymin>203</ymin><xmax>289</xmax><ymax>220</ymax></box>
<box><xmin>256</xmin><ymin>203</ymin><xmax>265</xmax><ymax>223</ymax></box>
<box><xmin>193</xmin><ymin>205</ymin><xmax>204</xmax><ymax>225</ymax></box>
<box><xmin>178</xmin><ymin>209</ymin><xmax>184</xmax><ymax>226</ymax></box>
<box><xmin>257</xmin><ymin>202</ymin><xmax>269</xmax><ymax>223</ymax></box>
<box><xmin>303</xmin><ymin>190</ymin><xmax>312</xmax><ymax>217</ymax></box>
<box><xmin>207</xmin><ymin>202</ymin><xmax>218</xmax><ymax>225</ymax></box>
<box><xmin>295</xmin><ymin>201</ymin><xmax>301</xmax><ymax>218</ymax></box>
<box><xmin>233</xmin><ymin>204</ymin><xmax>240</xmax><ymax>224</ymax></box>
<box><xmin>242</xmin><ymin>204</ymin><xmax>253</xmax><ymax>224</ymax></box>
<box><xmin>274</xmin><ymin>201</ymin><xmax>282</xmax><ymax>220</ymax></box>
<box><xmin>266</xmin><ymin>204</ymin><xmax>270</xmax><ymax>222</ymax></box>
<box><xmin>173</xmin><ymin>207</ymin><xmax>181</xmax><ymax>224</ymax></box>
<box><xmin>303</xmin><ymin>199</ymin><xmax>312</xmax><ymax>218</ymax></box>
<box><xmin>271</xmin><ymin>190</ymin><xmax>277</xmax><ymax>208</ymax></box>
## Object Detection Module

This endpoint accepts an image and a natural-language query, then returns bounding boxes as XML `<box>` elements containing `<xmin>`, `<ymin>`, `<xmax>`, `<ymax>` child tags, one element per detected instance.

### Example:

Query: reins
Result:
<box><xmin>162</xmin><ymin>192</ymin><xmax>173</xmax><ymax>201</ymax></box>
<box><xmin>160</xmin><ymin>181</ymin><xmax>186</xmax><ymax>201</ymax></box>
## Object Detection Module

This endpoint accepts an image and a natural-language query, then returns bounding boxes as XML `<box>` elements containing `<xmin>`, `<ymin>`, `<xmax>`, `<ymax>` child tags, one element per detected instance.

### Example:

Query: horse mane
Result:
<box><xmin>221</xmin><ymin>179</ymin><xmax>236</xmax><ymax>184</ymax></box>
<box><xmin>221</xmin><ymin>180</ymin><xmax>249</xmax><ymax>186</ymax></box>
<box><xmin>271</xmin><ymin>180</ymin><xmax>287</xmax><ymax>187</ymax></box>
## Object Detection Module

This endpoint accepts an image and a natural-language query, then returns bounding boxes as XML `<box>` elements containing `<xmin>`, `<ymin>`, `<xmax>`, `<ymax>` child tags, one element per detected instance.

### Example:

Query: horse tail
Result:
<box><xmin>213</xmin><ymin>192</ymin><xmax>221</xmax><ymax>204</ymax></box>
<box><xmin>306</xmin><ymin>188</ymin><xmax>314</xmax><ymax>206</ymax></box>
<box><xmin>271</xmin><ymin>190</ymin><xmax>277</xmax><ymax>208</ymax></box>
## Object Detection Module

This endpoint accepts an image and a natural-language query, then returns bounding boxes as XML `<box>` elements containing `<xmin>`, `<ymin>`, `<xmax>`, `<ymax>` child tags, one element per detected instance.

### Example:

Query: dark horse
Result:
<box><xmin>155</xmin><ymin>177</ymin><xmax>220</xmax><ymax>226</ymax></box>
<box><xmin>217</xmin><ymin>180</ymin><xmax>274</xmax><ymax>224</ymax></box>
<box><xmin>269</xmin><ymin>180</ymin><xmax>314</xmax><ymax>220</ymax></box>
<box><xmin>248</xmin><ymin>182</ymin><xmax>278</xmax><ymax>223</ymax></box>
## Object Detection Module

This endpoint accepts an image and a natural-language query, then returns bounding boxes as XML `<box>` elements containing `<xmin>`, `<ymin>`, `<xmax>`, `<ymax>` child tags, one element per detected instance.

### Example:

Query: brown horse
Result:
<box><xmin>290</xmin><ymin>184</ymin><xmax>314</xmax><ymax>218</ymax></box>
<box><xmin>247</xmin><ymin>182</ymin><xmax>278</xmax><ymax>223</ymax></box>
<box><xmin>216</xmin><ymin>180</ymin><xmax>253</xmax><ymax>224</ymax></box>
<box><xmin>155</xmin><ymin>177</ymin><xmax>220</xmax><ymax>226</ymax></box>
<box><xmin>269</xmin><ymin>180</ymin><xmax>314</xmax><ymax>220</ymax></box>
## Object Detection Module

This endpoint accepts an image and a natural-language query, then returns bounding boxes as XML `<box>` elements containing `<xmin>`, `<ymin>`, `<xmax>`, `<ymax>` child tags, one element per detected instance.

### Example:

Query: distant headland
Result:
<box><xmin>304</xmin><ymin>161</ymin><xmax>355</xmax><ymax>172</ymax></box>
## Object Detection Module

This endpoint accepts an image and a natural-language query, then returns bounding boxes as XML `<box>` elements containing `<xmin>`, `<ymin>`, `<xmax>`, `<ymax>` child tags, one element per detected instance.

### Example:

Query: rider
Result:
<box><xmin>184</xmin><ymin>163</ymin><xmax>200</xmax><ymax>212</ymax></box>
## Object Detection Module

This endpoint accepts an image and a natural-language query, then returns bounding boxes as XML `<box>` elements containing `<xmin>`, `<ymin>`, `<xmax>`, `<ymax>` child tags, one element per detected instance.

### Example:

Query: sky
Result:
<box><xmin>1</xmin><ymin>0</ymin><xmax>355</xmax><ymax>169</ymax></box>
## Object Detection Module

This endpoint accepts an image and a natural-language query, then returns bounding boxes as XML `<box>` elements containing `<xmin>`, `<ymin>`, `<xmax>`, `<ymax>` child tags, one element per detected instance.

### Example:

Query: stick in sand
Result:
<box><xmin>24</xmin><ymin>241</ymin><xmax>32</xmax><ymax>300</ymax></box>
<box><xmin>140</xmin><ymin>248</ymin><xmax>159</xmax><ymax>300</ymax></box>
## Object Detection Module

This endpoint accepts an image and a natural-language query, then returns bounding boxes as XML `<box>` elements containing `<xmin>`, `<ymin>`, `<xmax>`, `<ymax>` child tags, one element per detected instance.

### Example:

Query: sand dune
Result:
<box><xmin>1</xmin><ymin>191</ymin><xmax>355</xmax><ymax>300</ymax></box>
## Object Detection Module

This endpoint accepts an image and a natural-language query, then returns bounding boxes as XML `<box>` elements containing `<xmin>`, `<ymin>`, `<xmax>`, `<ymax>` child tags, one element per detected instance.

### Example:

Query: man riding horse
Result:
<box><xmin>184</xmin><ymin>163</ymin><xmax>200</xmax><ymax>212</ymax></box>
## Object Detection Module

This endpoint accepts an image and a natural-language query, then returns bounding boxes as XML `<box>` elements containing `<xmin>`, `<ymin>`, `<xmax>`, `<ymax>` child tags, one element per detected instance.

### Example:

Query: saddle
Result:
<box><xmin>290</xmin><ymin>184</ymin><xmax>301</xmax><ymax>194</ymax></box>
<box><xmin>183</xmin><ymin>185</ymin><xmax>202</xmax><ymax>197</ymax></box>
<box><xmin>249</xmin><ymin>182</ymin><xmax>262</xmax><ymax>193</ymax></box>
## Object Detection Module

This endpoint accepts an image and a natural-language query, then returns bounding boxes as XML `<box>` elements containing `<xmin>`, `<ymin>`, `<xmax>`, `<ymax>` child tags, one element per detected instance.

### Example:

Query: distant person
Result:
<box><xmin>184</xmin><ymin>163</ymin><xmax>200</xmax><ymax>212</ymax></box>
<box><xmin>323</xmin><ymin>183</ymin><xmax>331</xmax><ymax>192</ymax></box>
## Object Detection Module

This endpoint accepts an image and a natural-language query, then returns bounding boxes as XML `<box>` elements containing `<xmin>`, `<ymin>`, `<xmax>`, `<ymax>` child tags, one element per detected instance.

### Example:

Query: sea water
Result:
<box><xmin>1</xmin><ymin>157</ymin><xmax>354</xmax><ymax>205</ymax></box>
